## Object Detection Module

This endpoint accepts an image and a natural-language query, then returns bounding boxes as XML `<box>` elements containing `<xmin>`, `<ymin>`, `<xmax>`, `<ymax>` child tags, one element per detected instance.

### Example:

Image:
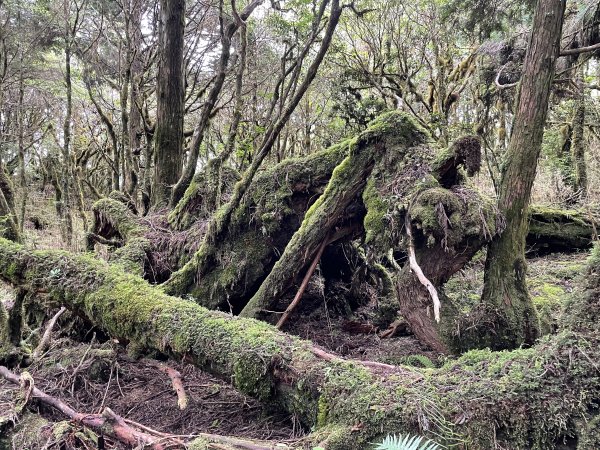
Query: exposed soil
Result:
<box><xmin>0</xmin><ymin>339</ymin><xmax>302</xmax><ymax>449</ymax></box>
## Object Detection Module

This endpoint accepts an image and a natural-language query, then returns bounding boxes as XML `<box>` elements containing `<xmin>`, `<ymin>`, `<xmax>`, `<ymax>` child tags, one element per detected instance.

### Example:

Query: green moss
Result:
<box><xmin>0</xmin><ymin>302</ymin><xmax>10</xmax><ymax>358</ymax></box>
<box><xmin>578</xmin><ymin>415</ymin><xmax>600</xmax><ymax>449</ymax></box>
<box><xmin>169</xmin><ymin>163</ymin><xmax>240</xmax><ymax>231</ymax></box>
<box><xmin>363</xmin><ymin>178</ymin><xmax>388</xmax><ymax>246</ymax></box>
<box><xmin>91</xmin><ymin>198</ymin><xmax>144</xmax><ymax>239</ymax></box>
<box><xmin>186</xmin><ymin>437</ymin><xmax>210</xmax><ymax>449</ymax></box>
<box><xmin>528</xmin><ymin>206</ymin><xmax>595</xmax><ymax>251</ymax></box>
<box><xmin>52</xmin><ymin>421</ymin><xmax>72</xmax><ymax>439</ymax></box>
<box><xmin>88</xmin><ymin>198</ymin><xmax>150</xmax><ymax>275</ymax></box>
<box><xmin>398</xmin><ymin>355</ymin><xmax>436</xmax><ymax>369</ymax></box>
<box><xmin>242</xmin><ymin>111</ymin><xmax>434</xmax><ymax>318</ymax></box>
<box><xmin>6</xmin><ymin>413</ymin><xmax>49</xmax><ymax>449</ymax></box>
<box><xmin>1</xmin><ymin>238</ymin><xmax>600</xmax><ymax>449</ymax></box>
<box><xmin>317</xmin><ymin>395</ymin><xmax>329</xmax><ymax>427</ymax></box>
<box><xmin>531</xmin><ymin>284</ymin><xmax>565</xmax><ymax>336</ymax></box>
<box><xmin>410</xmin><ymin>187</ymin><xmax>498</xmax><ymax>248</ymax></box>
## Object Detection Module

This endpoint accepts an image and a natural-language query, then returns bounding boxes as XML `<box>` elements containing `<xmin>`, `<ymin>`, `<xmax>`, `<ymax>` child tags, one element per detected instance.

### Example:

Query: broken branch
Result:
<box><xmin>32</xmin><ymin>306</ymin><xmax>66</xmax><ymax>360</ymax></box>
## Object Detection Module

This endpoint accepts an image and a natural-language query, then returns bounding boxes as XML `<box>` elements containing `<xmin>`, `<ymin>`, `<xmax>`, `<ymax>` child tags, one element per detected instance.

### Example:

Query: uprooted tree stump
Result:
<box><xmin>87</xmin><ymin>111</ymin><xmax>598</xmax><ymax>354</ymax></box>
<box><xmin>0</xmin><ymin>237</ymin><xmax>600</xmax><ymax>449</ymax></box>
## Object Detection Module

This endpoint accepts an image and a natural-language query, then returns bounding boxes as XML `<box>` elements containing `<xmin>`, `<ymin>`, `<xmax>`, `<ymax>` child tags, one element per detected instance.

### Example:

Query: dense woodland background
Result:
<box><xmin>2</xmin><ymin>0</ymin><xmax>600</xmax><ymax>449</ymax></box>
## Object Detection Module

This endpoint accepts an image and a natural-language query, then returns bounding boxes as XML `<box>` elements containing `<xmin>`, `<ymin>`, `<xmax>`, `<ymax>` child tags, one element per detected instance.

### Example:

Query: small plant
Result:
<box><xmin>374</xmin><ymin>434</ymin><xmax>441</xmax><ymax>450</ymax></box>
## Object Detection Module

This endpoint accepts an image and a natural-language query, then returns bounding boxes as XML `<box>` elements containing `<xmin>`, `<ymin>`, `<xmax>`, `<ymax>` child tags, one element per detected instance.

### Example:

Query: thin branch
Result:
<box><xmin>560</xmin><ymin>41</ymin><xmax>600</xmax><ymax>56</ymax></box>
<box><xmin>276</xmin><ymin>238</ymin><xmax>328</xmax><ymax>329</ymax></box>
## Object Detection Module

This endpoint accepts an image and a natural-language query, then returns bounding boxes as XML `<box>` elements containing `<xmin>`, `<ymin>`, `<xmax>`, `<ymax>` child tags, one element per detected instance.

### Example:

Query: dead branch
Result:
<box><xmin>32</xmin><ymin>307</ymin><xmax>66</xmax><ymax>360</ymax></box>
<box><xmin>560</xmin><ymin>41</ymin><xmax>600</xmax><ymax>56</ymax></box>
<box><xmin>405</xmin><ymin>217</ymin><xmax>441</xmax><ymax>323</ymax></box>
<box><xmin>276</xmin><ymin>238</ymin><xmax>328</xmax><ymax>329</ymax></box>
<box><xmin>0</xmin><ymin>365</ymin><xmax>168</xmax><ymax>449</ymax></box>
<box><xmin>149</xmin><ymin>361</ymin><xmax>188</xmax><ymax>410</ymax></box>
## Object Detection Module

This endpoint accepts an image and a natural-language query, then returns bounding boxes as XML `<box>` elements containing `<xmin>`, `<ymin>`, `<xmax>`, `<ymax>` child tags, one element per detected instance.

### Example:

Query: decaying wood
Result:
<box><xmin>405</xmin><ymin>217</ymin><xmax>441</xmax><ymax>323</ymax></box>
<box><xmin>150</xmin><ymin>360</ymin><xmax>188</xmax><ymax>410</ymax></box>
<box><xmin>1</xmin><ymin>237</ymin><xmax>600</xmax><ymax>448</ymax></box>
<box><xmin>0</xmin><ymin>365</ymin><xmax>169</xmax><ymax>449</ymax></box>
<box><xmin>32</xmin><ymin>307</ymin><xmax>66</xmax><ymax>360</ymax></box>
<box><xmin>238</xmin><ymin>112</ymin><xmax>433</xmax><ymax>320</ymax></box>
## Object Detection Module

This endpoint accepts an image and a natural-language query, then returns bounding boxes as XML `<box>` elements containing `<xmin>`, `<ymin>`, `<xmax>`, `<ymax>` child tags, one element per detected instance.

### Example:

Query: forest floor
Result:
<box><xmin>0</xmin><ymin>247</ymin><xmax>588</xmax><ymax>448</ymax></box>
<box><xmin>0</xmin><ymin>190</ymin><xmax>591</xmax><ymax>448</ymax></box>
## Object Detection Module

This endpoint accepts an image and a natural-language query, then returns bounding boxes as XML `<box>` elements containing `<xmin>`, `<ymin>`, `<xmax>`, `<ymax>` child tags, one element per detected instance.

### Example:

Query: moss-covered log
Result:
<box><xmin>527</xmin><ymin>206</ymin><xmax>596</xmax><ymax>254</ymax></box>
<box><xmin>86</xmin><ymin>195</ymin><xmax>150</xmax><ymax>277</ymax></box>
<box><xmin>1</xmin><ymin>238</ymin><xmax>600</xmax><ymax>448</ymax></box>
<box><xmin>162</xmin><ymin>113</ymin><xmax>403</xmax><ymax>309</ymax></box>
<box><xmin>239</xmin><ymin>112</ymin><xmax>431</xmax><ymax>320</ymax></box>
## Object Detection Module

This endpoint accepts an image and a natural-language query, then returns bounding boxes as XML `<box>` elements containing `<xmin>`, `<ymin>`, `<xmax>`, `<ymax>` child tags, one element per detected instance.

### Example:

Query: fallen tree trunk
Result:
<box><xmin>527</xmin><ymin>206</ymin><xmax>597</xmax><ymax>254</ymax></box>
<box><xmin>88</xmin><ymin>122</ymin><xmax>595</xmax><ymax>328</ymax></box>
<box><xmin>1</xmin><ymin>237</ymin><xmax>599</xmax><ymax>449</ymax></box>
<box><xmin>84</xmin><ymin>115</ymin><xmax>594</xmax><ymax>352</ymax></box>
<box><xmin>238</xmin><ymin>112</ymin><xmax>433</xmax><ymax>320</ymax></box>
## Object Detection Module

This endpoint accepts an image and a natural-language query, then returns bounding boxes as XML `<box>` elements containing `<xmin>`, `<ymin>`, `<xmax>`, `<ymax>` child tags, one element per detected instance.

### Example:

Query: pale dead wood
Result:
<box><xmin>146</xmin><ymin>360</ymin><xmax>188</xmax><ymax>410</ymax></box>
<box><xmin>32</xmin><ymin>306</ymin><xmax>66</xmax><ymax>360</ymax></box>
<box><xmin>405</xmin><ymin>217</ymin><xmax>441</xmax><ymax>323</ymax></box>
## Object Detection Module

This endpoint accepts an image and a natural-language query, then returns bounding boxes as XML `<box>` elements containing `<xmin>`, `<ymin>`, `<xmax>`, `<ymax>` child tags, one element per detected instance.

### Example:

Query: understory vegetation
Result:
<box><xmin>2</xmin><ymin>0</ymin><xmax>600</xmax><ymax>449</ymax></box>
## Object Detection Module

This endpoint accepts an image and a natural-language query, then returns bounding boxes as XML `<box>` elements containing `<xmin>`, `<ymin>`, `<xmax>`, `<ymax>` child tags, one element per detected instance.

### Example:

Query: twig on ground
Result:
<box><xmin>0</xmin><ymin>365</ymin><xmax>168</xmax><ymax>449</ymax></box>
<box><xmin>147</xmin><ymin>361</ymin><xmax>189</xmax><ymax>410</ymax></box>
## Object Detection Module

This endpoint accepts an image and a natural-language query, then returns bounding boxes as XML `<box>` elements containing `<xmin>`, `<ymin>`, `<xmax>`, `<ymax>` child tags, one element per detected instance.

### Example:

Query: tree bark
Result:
<box><xmin>480</xmin><ymin>0</ymin><xmax>566</xmax><ymax>350</ymax></box>
<box><xmin>169</xmin><ymin>0</ymin><xmax>264</xmax><ymax>207</ymax></box>
<box><xmin>0</xmin><ymin>162</ymin><xmax>20</xmax><ymax>242</ymax></box>
<box><xmin>153</xmin><ymin>0</ymin><xmax>186</xmax><ymax>207</ymax></box>
<box><xmin>238</xmin><ymin>112</ymin><xmax>430</xmax><ymax>320</ymax></box>
<box><xmin>571</xmin><ymin>85</ymin><xmax>587</xmax><ymax>200</ymax></box>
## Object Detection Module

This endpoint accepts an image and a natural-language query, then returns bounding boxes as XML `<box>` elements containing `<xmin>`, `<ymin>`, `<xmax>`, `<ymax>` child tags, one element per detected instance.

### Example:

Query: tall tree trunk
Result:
<box><xmin>17</xmin><ymin>48</ymin><xmax>25</xmax><ymax>234</ymax></box>
<box><xmin>127</xmin><ymin>0</ymin><xmax>143</xmax><ymax>199</ymax></box>
<box><xmin>59</xmin><ymin>0</ymin><xmax>74</xmax><ymax>247</ymax></box>
<box><xmin>169</xmin><ymin>0</ymin><xmax>264</xmax><ymax>207</ymax></box>
<box><xmin>152</xmin><ymin>0</ymin><xmax>186</xmax><ymax>207</ymax></box>
<box><xmin>479</xmin><ymin>0</ymin><xmax>566</xmax><ymax>350</ymax></box>
<box><xmin>164</xmin><ymin>0</ymin><xmax>343</xmax><ymax>296</ymax></box>
<box><xmin>571</xmin><ymin>79</ymin><xmax>586</xmax><ymax>200</ymax></box>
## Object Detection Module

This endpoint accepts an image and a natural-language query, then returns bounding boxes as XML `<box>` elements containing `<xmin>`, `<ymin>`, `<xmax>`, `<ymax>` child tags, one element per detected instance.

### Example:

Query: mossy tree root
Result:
<box><xmin>1</xmin><ymin>238</ymin><xmax>600</xmax><ymax>448</ymax></box>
